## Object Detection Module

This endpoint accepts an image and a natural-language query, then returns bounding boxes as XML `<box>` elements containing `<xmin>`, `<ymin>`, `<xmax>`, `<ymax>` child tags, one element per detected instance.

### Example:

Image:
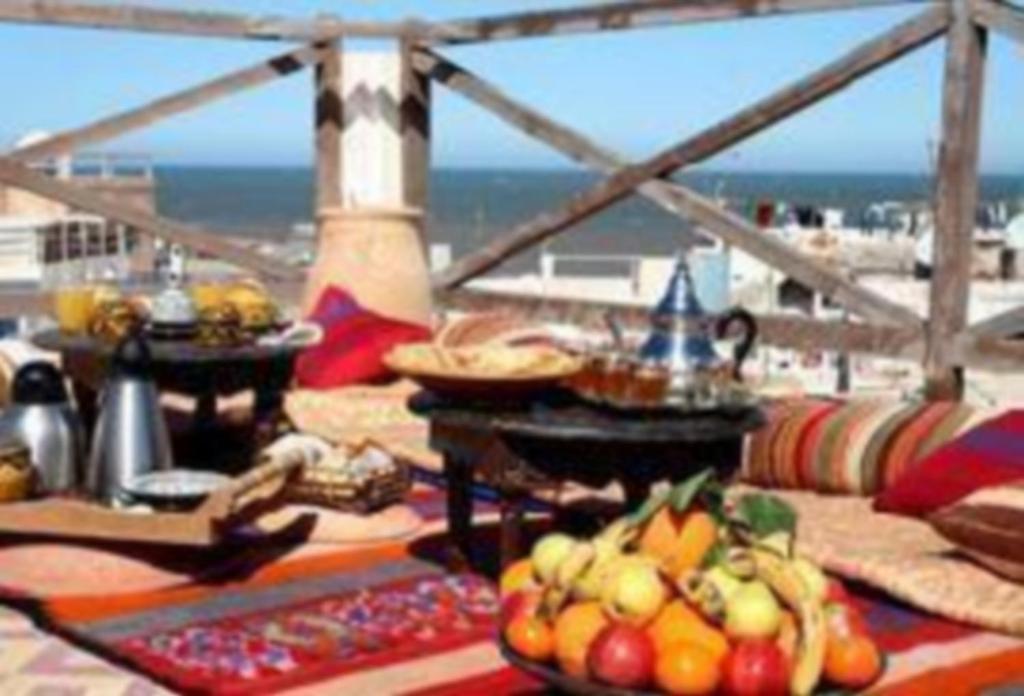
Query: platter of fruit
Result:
<box><xmin>499</xmin><ymin>470</ymin><xmax>885</xmax><ymax>695</ymax></box>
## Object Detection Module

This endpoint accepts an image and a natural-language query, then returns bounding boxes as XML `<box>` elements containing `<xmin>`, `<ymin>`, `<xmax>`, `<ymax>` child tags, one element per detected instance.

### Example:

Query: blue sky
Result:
<box><xmin>0</xmin><ymin>1</ymin><xmax>1021</xmax><ymax>173</ymax></box>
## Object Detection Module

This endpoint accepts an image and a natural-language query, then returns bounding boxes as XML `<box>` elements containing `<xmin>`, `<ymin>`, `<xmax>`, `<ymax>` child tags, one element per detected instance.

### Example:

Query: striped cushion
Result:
<box><xmin>741</xmin><ymin>398</ymin><xmax>986</xmax><ymax>496</ymax></box>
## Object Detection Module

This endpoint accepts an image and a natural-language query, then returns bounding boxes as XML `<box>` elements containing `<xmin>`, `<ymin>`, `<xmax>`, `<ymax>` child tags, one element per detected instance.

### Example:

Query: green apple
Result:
<box><xmin>600</xmin><ymin>556</ymin><xmax>667</xmax><ymax>626</ymax></box>
<box><xmin>725</xmin><ymin>580</ymin><xmax>783</xmax><ymax>639</ymax></box>
<box><xmin>531</xmin><ymin>533</ymin><xmax>577</xmax><ymax>584</ymax></box>
<box><xmin>793</xmin><ymin>556</ymin><xmax>829</xmax><ymax>602</ymax></box>
<box><xmin>705</xmin><ymin>565</ymin><xmax>744</xmax><ymax>603</ymax></box>
<box><xmin>572</xmin><ymin>537</ymin><xmax>622</xmax><ymax>601</ymax></box>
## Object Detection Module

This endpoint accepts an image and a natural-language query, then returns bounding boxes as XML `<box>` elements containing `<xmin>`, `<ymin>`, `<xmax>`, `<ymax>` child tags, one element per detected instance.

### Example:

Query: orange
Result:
<box><xmin>500</xmin><ymin>558</ymin><xmax>536</xmax><ymax>597</ymax></box>
<box><xmin>648</xmin><ymin>600</ymin><xmax>729</xmax><ymax>663</ymax></box>
<box><xmin>824</xmin><ymin>633</ymin><xmax>883</xmax><ymax>688</ymax></box>
<box><xmin>553</xmin><ymin>601</ymin><xmax>609</xmax><ymax>678</ymax></box>
<box><xmin>639</xmin><ymin>508</ymin><xmax>719</xmax><ymax>577</ymax></box>
<box><xmin>654</xmin><ymin>640</ymin><xmax>721</xmax><ymax>695</ymax></box>
<box><xmin>505</xmin><ymin>616</ymin><xmax>555</xmax><ymax>662</ymax></box>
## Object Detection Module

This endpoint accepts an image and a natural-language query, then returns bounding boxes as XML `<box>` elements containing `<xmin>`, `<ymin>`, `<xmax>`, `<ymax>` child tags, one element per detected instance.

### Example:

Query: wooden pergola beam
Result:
<box><xmin>415</xmin><ymin>47</ymin><xmax>925</xmax><ymax>326</ymax></box>
<box><xmin>436</xmin><ymin>0</ymin><xmax>936</xmax><ymax>45</ymax></box>
<box><xmin>972</xmin><ymin>0</ymin><xmax>1024</xmax><ymax>44</ymax></box>
<box><xmin>924</xmin><ymin>0</ymin><xmax>987</xmax><ymax>399</ymax></box>
<box><xmin>433</xmin><ymin>7</ymin><xmax>947</xmax><ymax>316</ymax></box>
<box><xmin>11</xmin><ymin>45</ymin><xmax>319</xmax><ymax>163</ymax></box>
<box><xmin>314</xmin><ymin>40</ymin><xmax>343</xmax><ymax>210</ymax></box>
<box><xmin>440</xmin><ymin>288</ymin><xmax>925</xmax><ymax>360</ymax></box>
<box><xmin>0</xmin><ymin>1</ymin><xmax>448</xmax><ymax>41</ymax></box>
<box><xmin>0</xmin><ymin>157</ymin><xmax>302</xmax><ymax>280</ymax></box>
<box><xmin>966</xmin><ymin>304</ymin><xmax>1024</xmax><ymax>338</ymax></box>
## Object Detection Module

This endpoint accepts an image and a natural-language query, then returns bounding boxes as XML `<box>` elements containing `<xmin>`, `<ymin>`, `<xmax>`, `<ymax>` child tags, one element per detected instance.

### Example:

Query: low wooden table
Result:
<box><xmin>410</xmin><ymin>391</ymin><xmax>765</xmax><ymax>569</ymax></box>
<box><xmin>33</xmin><ymin>329</ymin><xmax>302</xmax><ymax>452</ymax></box>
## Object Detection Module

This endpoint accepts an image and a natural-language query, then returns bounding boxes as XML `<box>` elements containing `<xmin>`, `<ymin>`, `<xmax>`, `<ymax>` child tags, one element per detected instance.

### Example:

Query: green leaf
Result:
<box><xmin>701</xmin><ymin>540</ymin><xmax>728</xmax><ymax>569</ymax></box>
<box><xmin>699</xmin><ymin>478</ymin><xmax>728</xmax><ymax>525</ymax></box>
<box><xmin>627</xmin><ymin>487</ymin><xmax>670</xmax><ymax>527</ymax></box>
<box><xmin>734</xmin><ymin>494</ymin><xmax>797</xmax><ymax>539</ymax></box>
<box><xmin>668</xmin><ymin>468</ymin><xmax>716</xmax><ymax>513</ymax></box>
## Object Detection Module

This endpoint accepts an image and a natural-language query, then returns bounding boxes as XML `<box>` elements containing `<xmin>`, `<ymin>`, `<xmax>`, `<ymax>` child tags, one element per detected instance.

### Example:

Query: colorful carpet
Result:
<box><xmin>1</xmin><ymin>477</ymin><xmax>1016</xmax><ymax>695</ymax></box>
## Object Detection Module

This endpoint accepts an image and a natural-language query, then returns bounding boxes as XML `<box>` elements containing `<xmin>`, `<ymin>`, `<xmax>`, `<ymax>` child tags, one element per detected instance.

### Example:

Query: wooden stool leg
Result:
<box><xmin>444</xmin><ymin>455</ymin><xmax>474</xmax><ymax>571</ymax></box>
<box><xmin>253</xmin><ymin>389</ymin><xmax>285</xmax><ymax>450</ymax></box>
<box><xmin>71</xmin><ymin>380</ymin><xmax>99</xmax><ymax>449</ymax></box>
<box><xmin>499</xmin><ymin>489</ymin><xmax>528</xmax><ymax>570</ymax></box>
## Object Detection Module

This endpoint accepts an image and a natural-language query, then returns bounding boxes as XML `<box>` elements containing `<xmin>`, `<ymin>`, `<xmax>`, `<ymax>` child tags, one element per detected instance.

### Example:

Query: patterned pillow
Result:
<box><xmin>931</xmin><ymin>483</ymin><xmax>1024</xmax><ymax>582</ymax></box>
<box><xmin>875</xmin><ymin>409</ymin><xmax>1024</xmax><ymax>517</ymax></box>
<box><xmin>741</xmin><ymin>398</ymin><xmax>985</xmax><ymax>496</ymax></box>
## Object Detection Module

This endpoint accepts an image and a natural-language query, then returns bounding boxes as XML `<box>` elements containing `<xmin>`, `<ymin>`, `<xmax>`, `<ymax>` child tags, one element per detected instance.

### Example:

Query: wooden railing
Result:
<box><xmin>0</xmin><ymin>0</ymin><xmax>1021</xmax><ymax>398</ymax></box>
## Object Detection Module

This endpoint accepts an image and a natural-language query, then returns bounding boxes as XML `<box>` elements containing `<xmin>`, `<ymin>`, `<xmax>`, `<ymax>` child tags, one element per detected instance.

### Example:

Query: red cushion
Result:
<box><xmin>874</xmin><ymin>410</ymin><xmax>1024</xmax><ymax>518</ymax></box>
<box><xmin>294</xmin><ymin>287</ymin><xmax>431</xmax><ymax>389</ymax></box>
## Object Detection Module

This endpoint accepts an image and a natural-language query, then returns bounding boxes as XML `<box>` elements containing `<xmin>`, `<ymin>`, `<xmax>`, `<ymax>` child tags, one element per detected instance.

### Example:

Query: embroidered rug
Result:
<box><xmin>6</xmin><ymin>476</ymin><xmax>1020</xmax><ymax>696</ymax></box>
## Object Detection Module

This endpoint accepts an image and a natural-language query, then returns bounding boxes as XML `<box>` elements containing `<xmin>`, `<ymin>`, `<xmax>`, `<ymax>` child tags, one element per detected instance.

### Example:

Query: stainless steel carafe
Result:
<box><xmin>87</xmin><ymin>333</ymin><xmax>173</xmax><ymax>504</ymax></box>
<box><xmin>0</xmin><ymin>362</ymin><xmax>83</xmax><ymax>494</ymax></box>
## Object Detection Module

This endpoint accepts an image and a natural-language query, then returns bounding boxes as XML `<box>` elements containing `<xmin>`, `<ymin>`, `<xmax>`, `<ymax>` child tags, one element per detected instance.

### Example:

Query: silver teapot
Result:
<box><xmin>639</xmin><ymin>257</ymin><xmax>757</xmax><ymax>392</ymax></box>
<box><xmin>87</xmin><ymin>332</ymin><xmax>173</xmax><ymax>504</ymax></box>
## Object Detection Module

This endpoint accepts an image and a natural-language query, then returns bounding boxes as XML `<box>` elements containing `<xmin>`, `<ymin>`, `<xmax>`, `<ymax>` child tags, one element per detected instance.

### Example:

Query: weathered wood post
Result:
<box><xmin>303</xmin><ymin>39</ymin><xmax>433</xmax><ymax>326</ymax></box>
<box><xmin>924</xmin><ymin>0</ymin><xmax>987</xmax><ymax>400</ymax></box>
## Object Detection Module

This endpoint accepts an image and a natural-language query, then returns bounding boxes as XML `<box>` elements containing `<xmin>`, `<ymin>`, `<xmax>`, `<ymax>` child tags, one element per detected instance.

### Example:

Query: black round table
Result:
<box><xmin>410</xmin><ymin>390</ymin><xmax>765</xmax><ymax>569</ymax></box>
<box><xmin>33</xmin><ymin>329</ymin><xmax>302</xmax><ymax>451</ymax></box>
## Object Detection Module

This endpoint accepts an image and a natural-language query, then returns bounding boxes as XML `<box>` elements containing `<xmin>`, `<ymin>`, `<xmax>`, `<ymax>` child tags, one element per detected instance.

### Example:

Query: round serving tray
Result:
<box><xmin>385</xmin><ymin>357</ymin><xmax>579</xmax><ymax>403</ymax></box>
<box><xmin>500</xmin><ymin>639</ymin><xmax>886</xmax><ymax>696</ymax></box>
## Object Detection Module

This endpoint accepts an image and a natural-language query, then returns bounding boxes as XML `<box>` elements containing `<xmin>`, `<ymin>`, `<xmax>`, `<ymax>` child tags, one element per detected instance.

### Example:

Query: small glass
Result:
<box><xmin>627</xmin><ymin>360</ymin><xmax>671</xmax><ymax>407</ymax></box>
<box><xmin>600</xmin><ymin>352</ymin><xmax>635</xmax><ymax>404</ymax></box>
<box><xmin>54</xmin><ymin>285</ymin><xmax>96</xmax><ymax>335</ymax></box>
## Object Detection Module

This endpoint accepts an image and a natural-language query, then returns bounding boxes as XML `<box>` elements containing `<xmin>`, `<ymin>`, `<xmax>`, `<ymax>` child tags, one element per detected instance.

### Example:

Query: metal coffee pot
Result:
<box><xmin>0</xmin><ymin>362</ymin><xmax>83</xmax><ymax>494</ymax></box>
<box><xmin>640</xmin><ymin>257</ymin><xmax>758</xmax><ymax>392</ymax></box>
<box><xmin>87</xmin><ymin>332</ymin><xmax>173</xmax><ymax>504</ymax></box>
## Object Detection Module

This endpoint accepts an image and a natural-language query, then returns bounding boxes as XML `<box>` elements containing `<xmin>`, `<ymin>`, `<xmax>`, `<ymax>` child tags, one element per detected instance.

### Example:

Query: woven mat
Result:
<box><xmin>742</xmin><ymin>485</ymin><xmax>1024</xmax><ymax>637</ymax></box>
<box><xmin>285</xmin><ymin>382</ymin><xmax>439</xmax><ymax>471</ymax></box>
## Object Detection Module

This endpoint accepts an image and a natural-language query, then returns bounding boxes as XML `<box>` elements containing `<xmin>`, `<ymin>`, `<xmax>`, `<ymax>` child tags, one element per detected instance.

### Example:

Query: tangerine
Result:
<box><xmin>654</xmin><ymin>640</ymin><xmax>721</xmax><ymax>695</ymax></box>
<box><xmin>505</xmin><ymin>616</ymin><xmax>555</xmax><ymax>662</ymax></box>
<box><xmin>500</xmin><ymin>558</ymin><xmax>536</xmax><ymax>597</ymax></box>
<box><xmin>639</xmin><ymin>508</ymin><xmax>719</xmax><ymax>577</ymax></box>
<box><xmin>554</xmin><ymin>601</ymin><xmax>610</xmax><ymax>678</ymax></box>
<box><xmin>824</xmin><ymin>633</ymin><xmax>882</xmax><ymax>689</ymax></box>
<box><xmin>647</xmin><ymin>600</ymin><xmax>729</xmax><ymax>663</ymax></box>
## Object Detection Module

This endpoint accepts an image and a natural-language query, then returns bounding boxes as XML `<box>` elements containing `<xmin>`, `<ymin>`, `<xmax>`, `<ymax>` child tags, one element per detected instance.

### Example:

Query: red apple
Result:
<box><xmin>500</xmin><ymin>589</ymin><xmax>541</xmax><ymax>627</ymax></box>
<box><xmin>586</xmin><ymin>623</ymin><xmax>655</xmax><ymax>689</ymax></box>
<box><xmin>721</xmin><ymin>639</ymin><xmax>790</xmax><ymax>696</ymax></box>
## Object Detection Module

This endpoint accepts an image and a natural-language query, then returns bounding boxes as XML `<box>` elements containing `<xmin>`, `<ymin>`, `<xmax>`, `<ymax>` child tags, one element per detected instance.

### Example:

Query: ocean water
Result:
<box><xmin>155</xmin><ymin>167</ymin><xmax>1024</xmax><ymax>273</ymax></box>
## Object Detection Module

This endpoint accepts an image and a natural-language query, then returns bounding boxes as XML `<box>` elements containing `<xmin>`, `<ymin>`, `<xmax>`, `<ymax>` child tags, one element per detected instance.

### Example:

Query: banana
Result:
<box><xmin>749</xmin><ymin>548</ymin><xmax>827</xmax><ymax>696</ymax></box>
<box><xmin>757</xmin><ymin>531</ymin><xmax>795</xmax><ymax>558</ymax></box>
<box><xmin>542</xmin><ymin>541</ymin><xmax>596</xmax><ymax>617</ymax></box>
<box><xmin>677</xmin><ymin>569</ymin><xmax>728</xmax><ymax>624</ymax></box>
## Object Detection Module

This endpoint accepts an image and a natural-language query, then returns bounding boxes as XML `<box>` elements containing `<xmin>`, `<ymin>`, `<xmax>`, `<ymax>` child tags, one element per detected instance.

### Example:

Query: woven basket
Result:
<box><xmin>286</xmin><ymin>441</ymin><xmax>411</xmax><ymax>514</ymax></box>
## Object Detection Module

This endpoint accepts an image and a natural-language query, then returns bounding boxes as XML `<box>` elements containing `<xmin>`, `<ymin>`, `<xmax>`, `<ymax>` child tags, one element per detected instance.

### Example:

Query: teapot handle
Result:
<box><xmin>715</xmin><ymin>308</ymin><xmax>758</xmax><ymax>382</ymax></box>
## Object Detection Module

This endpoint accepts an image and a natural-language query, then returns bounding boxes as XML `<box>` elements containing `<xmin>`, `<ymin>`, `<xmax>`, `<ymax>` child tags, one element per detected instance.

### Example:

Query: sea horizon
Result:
<box><xmin>153</xmin><ymin>166</ymin><xmax>1024</xmax><ymax>273</ymax></box>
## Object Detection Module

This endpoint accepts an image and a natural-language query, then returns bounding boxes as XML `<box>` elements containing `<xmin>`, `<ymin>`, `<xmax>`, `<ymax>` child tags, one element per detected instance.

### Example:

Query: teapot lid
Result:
<box><xmin>11</xmin><ymin>361</ymin><xmax>69</xmax><ymax>405</ymax></box>
<box><xmin>654</xmin><ymin>257</ymin><xmax>704</xmax><ymax>319</ymax></box>
<box><xmin>111</xmin><ymin>332</ymin><xmax>155</xmax><ymax>379</ymax></box>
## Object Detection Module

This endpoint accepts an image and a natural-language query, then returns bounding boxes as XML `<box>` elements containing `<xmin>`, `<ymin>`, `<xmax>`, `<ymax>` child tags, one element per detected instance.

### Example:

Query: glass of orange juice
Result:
<box><xmin>54</xmin><ymin>285</ymin><xmax>96</xmax><ymax>335</ymax></box>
